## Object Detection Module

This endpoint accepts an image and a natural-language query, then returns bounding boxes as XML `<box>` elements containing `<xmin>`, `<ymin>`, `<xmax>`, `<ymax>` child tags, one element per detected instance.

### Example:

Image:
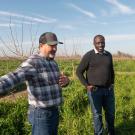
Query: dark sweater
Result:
<box><xmin>76</xmin><ymin>49</ymin><xmax>114</xmax><ymax>87</ymax></box>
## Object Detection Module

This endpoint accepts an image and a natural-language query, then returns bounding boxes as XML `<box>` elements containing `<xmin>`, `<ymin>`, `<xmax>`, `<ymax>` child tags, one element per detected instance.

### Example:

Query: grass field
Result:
<box><xmin>0</xmin><ymin>58</ymin><xmax>135</xmax><ymax>135</ymax></box>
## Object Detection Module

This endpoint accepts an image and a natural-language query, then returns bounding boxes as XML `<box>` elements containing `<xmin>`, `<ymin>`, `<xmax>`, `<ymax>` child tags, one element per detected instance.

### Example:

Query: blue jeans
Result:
<box><xmin>28</xmin><ymin>105</ymin><xmax>59</xmax><ymax>135</ymax></box>
<box><xmin>88</xmin><ymin>87</ymin><xmax>115</xmax><ymax>135</ymax></box>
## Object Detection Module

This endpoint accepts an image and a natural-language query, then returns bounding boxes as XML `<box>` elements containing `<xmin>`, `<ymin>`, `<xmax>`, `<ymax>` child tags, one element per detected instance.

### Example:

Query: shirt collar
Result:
<box><xmin>94</xmin><ymin>48</ymin><xmax>107</xmax><ymax>54</ymax></box>
<box><xmin>39</xmin><ymin>52</ymin><xmax>46</xmax><ymax>58</ymax></box>
<box><xmin>38</xmin><ymin>52</ymin><xmax>50</xmax><ymax>60</ymax></box>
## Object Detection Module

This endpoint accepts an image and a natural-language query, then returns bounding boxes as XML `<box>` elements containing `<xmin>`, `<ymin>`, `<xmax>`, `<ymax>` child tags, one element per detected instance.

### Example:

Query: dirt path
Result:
<box><xmin>0</xmin><ymin>90</ymin><xmax>27</xmax><ymax>102</ymax></box>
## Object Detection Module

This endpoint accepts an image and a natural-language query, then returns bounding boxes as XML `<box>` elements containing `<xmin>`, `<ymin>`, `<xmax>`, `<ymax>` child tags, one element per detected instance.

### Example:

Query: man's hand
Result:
<box><xmin>87</xmin><ymin>85</ymin><xmax>95</xmax><ymax>91</ymax></box>
<box><xmin>59</xmin><ymin>73</ymin><xmax>69</xmax><ymax>87</ymax></box>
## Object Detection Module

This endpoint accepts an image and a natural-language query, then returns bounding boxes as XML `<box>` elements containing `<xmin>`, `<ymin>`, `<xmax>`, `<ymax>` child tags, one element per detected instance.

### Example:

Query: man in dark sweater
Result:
<box><xmin>76</xmin><ymin>35</ymin><xmax>115</xmax><ymax>135</ymax></box>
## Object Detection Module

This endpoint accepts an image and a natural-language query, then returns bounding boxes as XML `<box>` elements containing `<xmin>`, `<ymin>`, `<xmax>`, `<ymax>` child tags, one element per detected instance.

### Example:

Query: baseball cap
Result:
<box><xmin>39</xmin><ymin>32</ymin><xmax>63</xmax><ymax>45</ymax></box>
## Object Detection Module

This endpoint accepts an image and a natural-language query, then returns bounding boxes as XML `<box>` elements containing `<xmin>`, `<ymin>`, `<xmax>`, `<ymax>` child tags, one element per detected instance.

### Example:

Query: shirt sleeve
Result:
<box><xmin>76</xmin><ymin>53</ymin><xmax>89</xmax><ymax>87</ymax></box>
<box><xmin>0</xmin><ymin>61</ymin><xmax>36</xmax><ymax>95</ymax></box>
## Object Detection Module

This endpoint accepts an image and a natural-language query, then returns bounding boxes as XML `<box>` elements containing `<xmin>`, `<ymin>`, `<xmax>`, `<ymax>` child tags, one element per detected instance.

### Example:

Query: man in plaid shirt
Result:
<box><xmin>0</xmin><ymin>32</ymin><xmax>69</xmax><ymax>135</ymax></box>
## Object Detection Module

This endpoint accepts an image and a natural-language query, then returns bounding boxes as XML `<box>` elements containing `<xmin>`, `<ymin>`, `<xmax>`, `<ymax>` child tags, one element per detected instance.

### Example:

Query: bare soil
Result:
<box><xmin>0</xmin><ymin>90</ymin><xmax>27</xmax><ymax>102</ymax></box>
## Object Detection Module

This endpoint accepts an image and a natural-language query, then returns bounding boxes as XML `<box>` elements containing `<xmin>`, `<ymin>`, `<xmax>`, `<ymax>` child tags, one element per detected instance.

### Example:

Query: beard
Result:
<box><xmin>48</xmin><ymin>52</ymin><xmax>56</xmax><ymax>60</ymax></box>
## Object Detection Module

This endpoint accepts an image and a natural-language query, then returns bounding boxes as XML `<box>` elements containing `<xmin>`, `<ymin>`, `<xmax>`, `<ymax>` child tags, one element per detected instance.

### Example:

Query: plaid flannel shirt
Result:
<box><xmin>0</xmin><ymin>54</ymin><xmax>63</xmax><ymax>107</ymax></box>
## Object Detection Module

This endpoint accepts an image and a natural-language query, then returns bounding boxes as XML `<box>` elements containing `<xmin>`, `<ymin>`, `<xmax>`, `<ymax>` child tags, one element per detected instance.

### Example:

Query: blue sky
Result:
<box><xmin>0</xmin><ymin>0</ymin><xmax>135</xmax><ymax>56</ymax></box>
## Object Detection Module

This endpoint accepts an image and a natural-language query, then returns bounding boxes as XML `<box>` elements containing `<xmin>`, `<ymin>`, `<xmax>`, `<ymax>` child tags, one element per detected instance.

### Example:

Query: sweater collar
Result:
<box><xmin>94</xmin><ymin>48</ymin><xmax>107</xmax><ymax>54</ymax></box>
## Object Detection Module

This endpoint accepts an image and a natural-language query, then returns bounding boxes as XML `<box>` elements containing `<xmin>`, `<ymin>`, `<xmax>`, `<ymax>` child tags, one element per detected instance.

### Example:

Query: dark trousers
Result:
<box><xmin>28</xmin><ymin>105</ymin><xmax>59</xmax><ymax>135</ymax></box>
<box><xmin>87</xmin><ymin>87</ymin><xmax>115</xmax><ymax>135</ymax></box>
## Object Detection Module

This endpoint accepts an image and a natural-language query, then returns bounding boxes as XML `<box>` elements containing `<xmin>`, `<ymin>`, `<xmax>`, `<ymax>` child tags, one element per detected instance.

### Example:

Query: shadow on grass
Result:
<box><xmin>115</xmin><ymin>121</ymin><xmax>135</xmax><ymax>135</ymax></box>
<box><xmin>115</xmin><ymin>108</ymin><xmax>135</xmax><ymax>135</ymax></box>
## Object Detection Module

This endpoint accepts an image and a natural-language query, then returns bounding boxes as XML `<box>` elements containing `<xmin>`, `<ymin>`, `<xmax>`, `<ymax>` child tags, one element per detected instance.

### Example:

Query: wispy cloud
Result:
<box><xmin>0</xmin><ymin>11</ymin><xmax>57</xmax><ymax>24</ymax></box>
<box><xmin>58</xmin><ymin>24</ymin><xmax>75</xmax><ymax>30</ymax></box>
<box><xmin>0</xmin><ymin>17</ymin><xmax>36</xmax><ymax>27</ymax></box>
<box><xmin>101</xmin><ymin>9</ymin><xmax>109</xmax><ymax>17</ymax></box>
<box><xmin>12</xmin><ymin>20</ymin><xmax>36</xmax><ymax>25</ymax></box>
<box><xmin>111</xmin><ymin>20</ymin><xmax>135</xmax><ymax>24</ymax></box>
<box><xmin>0</xmin><ymin>23</ymin><xmax>15</xmax><ymax>27</ymax></box>
<box><xmin>105</xmin><ymin>0</ymin><xmax>135</xmax><ymax>14</ymax></box>
<box><xmin>69</xmin><ymin>3</ymin><xmax>96</xmax><ymax>18</ymax></box>
<box><xmin>61</xmin><ymin>34</ymin><xmax>135</xmax><ymax>45</ymax></box>
<box><xmin>106</xmin><ymin>34</ymin><xmax>135</xmax><ymax>41</ymax></box>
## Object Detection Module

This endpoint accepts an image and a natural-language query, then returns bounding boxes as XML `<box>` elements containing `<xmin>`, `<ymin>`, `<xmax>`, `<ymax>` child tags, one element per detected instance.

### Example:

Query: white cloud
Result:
<box><xmin>0</xmin><ymin>23</ymin><xmax>15</xmax><ymax>27</ymax></box>
<box><xmin>59</xmin><ymin>34</ymin><xmax>135</xmax><ymax>55</ymax></box>
<box><xmin>69</xmin><ymin>3</ymin><xmax>96</xmax><ymax>18</ymax></box>
<box><xmin>58</xmin><ymin>25</ymin><xmax>74</xmax><ymax>30</ymax></box>
<box><xmin>0</xmin><ymin>11</ymin><xmax>57</xmax><ymax>24</ymax></box>
<box><xmin>111</xmin><ymin>19</ymin><xmax>135</xmax><ymax>24</ymax></box>
<box><xmin>106</xmin><ymin>34</ymin><xmax>135</xmax><ymax>41</ymax></box>
<box><xmin>105</xmin><ymin>0</ymin><xmax>135</xmax><ymax>14</ymax></box>
<box><xmin>61</xmin><ymin>34</ymin><xmax>135</xmax><ymax>46</ymax></box>
<box><xmin>101</xmin><ymin>9</ymin><xmax>109</xmax><ymax>16</ymax></box>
